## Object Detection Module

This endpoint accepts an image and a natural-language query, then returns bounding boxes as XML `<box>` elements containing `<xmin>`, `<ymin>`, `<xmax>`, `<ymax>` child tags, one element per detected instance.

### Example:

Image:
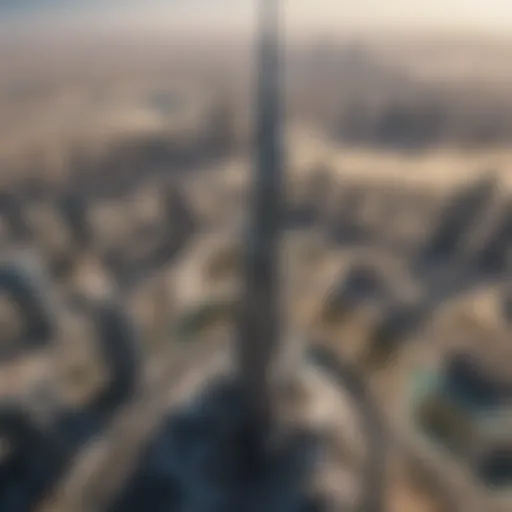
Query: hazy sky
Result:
<box><xmin>2</xmin><ymin>1</ymin><xmax>512</xmax><ymax>37</ymax></box>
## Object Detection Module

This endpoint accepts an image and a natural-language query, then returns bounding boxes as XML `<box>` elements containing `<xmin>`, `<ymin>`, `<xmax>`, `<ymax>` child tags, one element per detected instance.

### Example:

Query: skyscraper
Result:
<box><xmin>236</xmin><ymin>0</ymin><xmax>284</xmax><ymax>449</ymax></box>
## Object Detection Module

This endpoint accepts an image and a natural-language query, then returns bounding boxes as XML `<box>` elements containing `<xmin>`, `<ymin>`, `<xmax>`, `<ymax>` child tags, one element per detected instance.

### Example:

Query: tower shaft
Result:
<box><xmin>237</xmin><ymin>0</ymin><xmax>284</xmax><ymax>439</ymax></box>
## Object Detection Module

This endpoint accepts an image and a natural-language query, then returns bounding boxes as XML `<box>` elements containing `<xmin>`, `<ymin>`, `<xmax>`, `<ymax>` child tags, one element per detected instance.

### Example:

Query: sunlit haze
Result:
<box><xmin>2</xmin><ymin>0</ymin><xmax>512</xmax><ymax>40</ymax></box>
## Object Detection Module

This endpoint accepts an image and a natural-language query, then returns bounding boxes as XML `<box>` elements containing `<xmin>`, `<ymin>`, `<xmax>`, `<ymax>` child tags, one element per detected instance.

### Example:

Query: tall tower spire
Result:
<box><xmin>236</xmin><ymin>0</ymin><xmax>284</xmax><ymax>442</ymax></box>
